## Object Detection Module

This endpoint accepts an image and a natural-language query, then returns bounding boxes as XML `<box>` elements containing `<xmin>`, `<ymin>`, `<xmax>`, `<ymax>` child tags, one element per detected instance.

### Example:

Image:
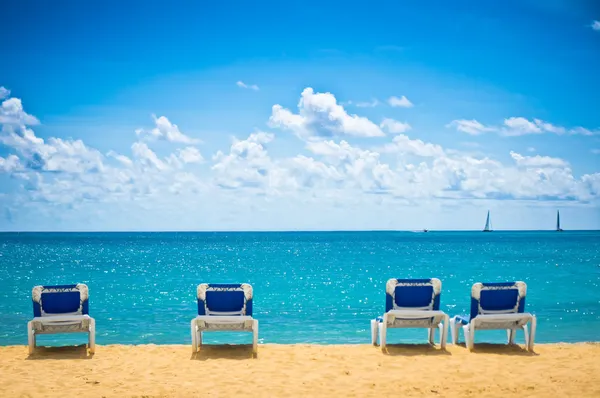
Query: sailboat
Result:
<box><xmin>556</xmin><ymin>210</ymin><xmax>563</xmax><ymax>232</ymax></box>
<box><xmin>483</xmin><ymin>210</ymin><xmax>492</xmax><ymax>232</ymax></box>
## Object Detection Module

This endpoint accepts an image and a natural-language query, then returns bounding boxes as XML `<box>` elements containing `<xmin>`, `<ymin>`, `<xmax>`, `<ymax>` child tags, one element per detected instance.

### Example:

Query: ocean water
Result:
<box><xmin>0</xmin><ymin>231</ymin><xmax>599</xmax><ymax>346</ymax></box>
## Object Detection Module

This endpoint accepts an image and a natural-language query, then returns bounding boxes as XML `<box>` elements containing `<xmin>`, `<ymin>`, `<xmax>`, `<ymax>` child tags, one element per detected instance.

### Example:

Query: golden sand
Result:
<box><xmin>1</xmin><ymin>343</ymin><xmax>599</xmax><ymax>397</ymax></box>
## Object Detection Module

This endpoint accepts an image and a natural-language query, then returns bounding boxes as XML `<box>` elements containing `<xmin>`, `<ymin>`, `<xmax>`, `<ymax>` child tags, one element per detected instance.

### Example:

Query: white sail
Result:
<box><xmin>483</xmin><ymin>211</ymin><xmax>492</xmax><ymax>232</ymax></box>
<box><xmin>556</xmin><ymin>210</ymin><xmax>563</xmax><ymax>231</ymax></box>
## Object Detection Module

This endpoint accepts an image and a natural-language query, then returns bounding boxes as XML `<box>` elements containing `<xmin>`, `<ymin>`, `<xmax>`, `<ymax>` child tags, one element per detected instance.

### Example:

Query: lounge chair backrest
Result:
<box><xmin>197</xmin><ymin>283</ymin><xmax>253</xmax><ymax>316</ymax></box>
<box><xmin>385</xmin><ymin>278</ymin><xmax>441</xmax><ymax>312</ymax></box>
<box><xmin>470</xmin><ymin>281</ymin><xmax>527</xmax><ymax>319</ymax></box>
<box><xmin>32</xmin><ymin>284</ymin><xmax>89</xmax><ymax>317</ymax></box>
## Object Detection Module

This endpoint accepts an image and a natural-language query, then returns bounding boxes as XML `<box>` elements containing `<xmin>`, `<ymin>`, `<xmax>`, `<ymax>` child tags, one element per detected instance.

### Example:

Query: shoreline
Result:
<box><xmin>1</xmin><ymin>343</ymin><xmax>599</xmax><ymax>397</ymax></box>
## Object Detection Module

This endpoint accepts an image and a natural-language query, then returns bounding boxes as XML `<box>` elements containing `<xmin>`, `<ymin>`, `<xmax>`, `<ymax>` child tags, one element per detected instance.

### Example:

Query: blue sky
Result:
<box><xmin>1</xmin><ymin>0</ymin><xmax>599</xmax><ymax>231</ymax></box>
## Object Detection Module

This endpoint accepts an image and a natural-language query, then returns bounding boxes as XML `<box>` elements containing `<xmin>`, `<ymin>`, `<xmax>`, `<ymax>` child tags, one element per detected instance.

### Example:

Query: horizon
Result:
<box><xmin>1</xmin><ymin>1</ymin><xmax>599</xmax><ymax>231</ymax></box>
<box><xmin>1</xmin><ymin>228</ymin><xmax>597</xmax><ymax>233</ymax></box>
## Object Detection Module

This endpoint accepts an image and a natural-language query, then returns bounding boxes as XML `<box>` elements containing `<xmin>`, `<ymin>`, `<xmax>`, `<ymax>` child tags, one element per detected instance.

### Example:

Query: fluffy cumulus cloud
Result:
<box><xmin>447</xmin><ymin>117</ymin><xmax>598</xmax><ymax>136</ymax></box>
<box><xmin>0</xmin><ymin>86</ymin><xmax>599</xmax><ymax>229</ymax></box>
<box><xmin>236</xmin><ymin>81</ymin><xmax>259</xmax><ymax>91</ymax></box>
<box><xmin>446</xmin><ymin>119</ymin><xmax>496</xmax><ymax>135</ymax></box>
<box><xmin>0</xmin><ymin>89</ymin><xmax>208</xmax><ymax>211</ymax></box>
<box><xmin>0</xmin><ymin>154</ymin><xmax>21</xmax><ymax>172</ymax></box>
<box><xmin>380</xmin><ymin>118</ymin><xmax>412</xmax><ymax>134</ymax></box>
<box><xmin>135</xmin><ymin>115</ymin><xmax>200</xmax><ymax>144</ymax></box>
<box><xmin>388</xmin><ymin>95</ymin><xmax>414</xmax><ymax>108</ymax></box>
<box><xmin>510</xmin><ymin>151</ymin><xmax>568</xmax><ymax>168</ymax></box>
<box><xmin>0</xmin><ymin>86</ymin><xmax>10</xmax><ymax>100</ymax></box>
<box><xmin>211</xmin><ymin>132</ymin><xmax>274</xmax><ymax>189</ymax></box>
<box><xmin>269</xmin><ymin>88</ymin><xmax>385</xmax><ymax>139</ymax></box>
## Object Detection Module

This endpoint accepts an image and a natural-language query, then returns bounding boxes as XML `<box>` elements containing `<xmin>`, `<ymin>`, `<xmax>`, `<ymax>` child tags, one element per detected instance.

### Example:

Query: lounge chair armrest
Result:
<box><xmin>195</xmin><ymin>315</ymin><xmax>254</xmax><ymax>323</ymax></box>
<box><xmin>475</xmin><ymin>313</ymin><xmax>533</xmax><ymax>321</ymax></box>
<box><xmin>31</xmin><ymin>315</ymin><xmax>91</xmax><ymax>323</ymax></box>
<box><xmin>387</xmin><ymin>310</ymin><xmax>447</xmax><ymax>319</ymax></box>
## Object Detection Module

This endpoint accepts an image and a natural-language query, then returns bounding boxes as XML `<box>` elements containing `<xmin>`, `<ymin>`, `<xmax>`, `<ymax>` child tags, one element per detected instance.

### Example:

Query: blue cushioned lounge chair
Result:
<box><xmin>449</xmin><ymin>281</ymin><xmax>537</xmax><ymax>351</ymax></box>
<box><xmin>371</xmin><ymin>278</ymin><xmax>449</xmax><ymax>350</ymax></box>
<box><xmin>27</xmin><ymin>284</ymin><xmax>96</xmax><ymax>354</ymax></box>
<box><xmin>190</xmin><ymin>283</ymin><xmax>259</xmax><ymax>354</ymax></box>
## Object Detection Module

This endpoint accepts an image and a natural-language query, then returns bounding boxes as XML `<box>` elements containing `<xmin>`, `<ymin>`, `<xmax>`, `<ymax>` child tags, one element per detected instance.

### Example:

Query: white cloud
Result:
<box><xmin>0</xmin><ymin>154</ymin><xmax>21</xmax><ymax>172</ymax></box>
<box><xmin>211</xmin><ymin>132</ymin><xmax>274</xmax><ymax>189</ymax></box>
<box><xmin>388</xmin><ymin>95</ymin><xmax>414</xmax><ymax>108</ymax></box>
<box><xmin>0</xmin><ymin>86</ymin><xmax>598</xmax><ymax>231</ymax></box>
<box><xmin>236</xmin><ymin>81</ymin><xmax>260</xmax><ymax>91</ymax></box>
<box><xmin>568</xmin><ymin>127</ymin><xmax>598</xmax><ymax>136</ymax></box>
<box><xmin>510</xmin><ymin>151</ymin><xmax>569</xmax><ymax>168</ymax></box>
<box><xmin>178</xmin><ymin>146</ymin><xmax>204</xmax><ymax>164</ymax></box>
<box><xmin>532</xmin><ymin>119</ymin><xmax>566</xmax><ymax>135</ymax></box>
<box><xmin>446</xmin><ymin>119</ymin><xmax>496</xmax><ymax>135</ymax></box>
<box><xmin>448</xmin><ymin>117</ymin><xmax>599</xmax><ymax>137</ymax></box>
<box><xmin>592</xmin><ymin>20</ymin><xmax>600</xmax><ymax>31</ymax></box>
<box><xmin>131</xmin><ymin>142</ymin><xmax>171</xmax><ymax>171</ymax></box>
<box><xmin>269</xmin><ymin>87</ymin><xmax>385</xmax><ymax>139</ymax></box>
<box><xmin>0</xmin><ymin>97</ymin><xmax>40</xmax><ymax>126</ymax></box>
<box><xmin>0</xmin><ymin>87</ymin><xmax>10</xmax><ymax>100</ymax></box>
<box><xmin>41</xmin><ymin>138</ymin><xmax>105</xmax><ymax>173</ymax></box>
<box><xmin>107</xmin><ymin>150</ymin><xmax>133</xmax><ymax>167</ymax></box>
<box><xmin>381</xmin><ymin>134</ymin><xmax>445</xmax><ymax>158</ymax></box>
<box><xmin>0</xmin><ymin>116</ymin><xmax>104</xmax><ymax>174</ymax></box>
<box><xmin>135</xmin><ymin>115</ymin><xmax>200</xmax><ymax>144</ymax></box>
<box><xmin>347</xmin><ymin>99</ymin><xmax>380</xmax><ymax>108</ymax></box>
<box><xmin>503</xmin><ymin>117</ymin><xmax>542</xmax><ymax>135</ymax></box>
<box><xmin>304</xmin><ymin>139</ymin><xmax>399</xmax><ymax>193</ymax></box>
<box><xmin>527</xmin><ymin>147</ymin><xmax>536</xmax><ymax>152</ymax></box>
<box><xmin>380</xmin><ymin>118</ymin><xmax>412</xmax><ymax>134</ymax></box>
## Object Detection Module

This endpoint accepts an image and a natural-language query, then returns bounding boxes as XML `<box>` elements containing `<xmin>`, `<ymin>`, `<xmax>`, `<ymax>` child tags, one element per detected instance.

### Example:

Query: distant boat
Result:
<box><xmin>556</xmin><ymin>210</ymin><xmax>563</xmax><ymax>232</ymax></box>
<box><xmin>483</xmin><ymin>210</ymin><xmax>493</xmax><ymax>232</ymax></box>
<box><xmin>423</xmin><ymin>229</ymin><xmax>429</xmax><ymax>233</ymax></box>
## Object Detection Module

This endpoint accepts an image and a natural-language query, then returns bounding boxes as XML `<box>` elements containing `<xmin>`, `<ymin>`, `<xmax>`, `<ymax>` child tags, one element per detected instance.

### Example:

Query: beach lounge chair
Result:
<box><xmin>27</xmin><ymin>284</ymin><xmax>96</xmax><ymax>354</ymax></box>
<box><xmin>190</xmin><ymin>283</ymin><xmax>259</xmax><ymax>354</ymax></box>
<box><xmin>371</xmin><ymin>278</ymin><xmax>449</xmax><ymax>350</ymax></box>
<box><xmin>449</xmin><ymin>281</ymin><xmax>536</xmax><ymax>351</ymax></box>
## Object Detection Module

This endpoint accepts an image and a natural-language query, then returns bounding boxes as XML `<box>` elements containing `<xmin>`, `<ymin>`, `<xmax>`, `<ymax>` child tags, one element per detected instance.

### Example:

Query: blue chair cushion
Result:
<box><xmin>394</xmin><ymin>285</ymin><xmax>434</xmax><ymax>308</ymax></box>
<box><xmin>41</xmin><ymin>291</ymin><xmax>81</xmax><ymax>314</ymax></box>
<box><xmin>480</xmin><ymin>289</ymin><xmax>519</xmax><ymax>312</ymax></box>
<box><xmin>206</xmin><ymin>290</ymin><xmax>245</xmax><ymax>313</ymax></box>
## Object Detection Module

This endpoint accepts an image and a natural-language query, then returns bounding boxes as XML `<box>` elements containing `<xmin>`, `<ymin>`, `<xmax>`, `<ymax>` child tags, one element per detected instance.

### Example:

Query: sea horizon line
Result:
<box><xmin>0</xmin><ymin>229</ymin><xmax>598</xmax><ymax>234</ymax></box>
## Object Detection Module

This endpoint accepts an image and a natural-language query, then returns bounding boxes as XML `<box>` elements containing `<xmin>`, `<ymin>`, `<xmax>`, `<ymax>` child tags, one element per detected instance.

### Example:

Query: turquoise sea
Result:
<box><xmin>0</xmin><ymin>231</ymin><xmax>599</xmax><ymax>346</ymax></box>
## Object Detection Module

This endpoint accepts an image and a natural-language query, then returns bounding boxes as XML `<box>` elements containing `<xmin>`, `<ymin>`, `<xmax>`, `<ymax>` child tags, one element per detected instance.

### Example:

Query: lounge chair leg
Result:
<box><xmin>522</xmin><ymin>325</ymin><xmax>529</xmax><ymax>350</ymax></box>
<box><xmin>507</xmin><ymin>329</ymin><xmax>515</xmax><ymax>345</ymax></box>
<box><xmin>528</xmin><ymin>316</ymin><xmax>536</xmax><ymax>352</ymax></box>
<box><xmin>198</xmin><ymin>330</ymin><xmax>202</xmax><ymax>347</ymax></box>
<box><xmin>27</xmin><ymin>321</ymin><xmax>35</xmax><ymax>354</ymax></box>
<box><xmin>468</xmin><ymin>323</ymin><xmax>475</xmax><ymax>350</ymax></box>
<box><xmin>191</xmin><ymin>320</ymin><xmax>197</xmax><ymax>353</ymax></box>
<box><xmin>461</xmin><ymin>325</ymin><xmax>469</xmax><ymax>349</ymax></box>
<box><xmin>463</xmin><ymin>324</ymin><xmax>474</xmax><ymax>350</ymax></box>
<box><xmin>378</xmin><ymin>323</ymin><xmax>387</xmax><ymax>350</ymax></box>
<box><xmin>428</xmin><ymin>327</ymin><xmax>435</xmax><ymax>345</ymax></box>
<box><xmin>441</xmin><ymin>315</ymin><xmax>449</xmax><ymax>349</ymax></box>
<box><xmin>370</xmin><ymin>319</ymin><xmax>378</xmax><ymax>345</ymax></box>
<box><xmin>449</xmin><ymin>317</ymin><xmax>457</xmax><ymax>344</ymax></box>
<box><xmin>89</xmin><ymin>318</ymin><xmax>96</xmax><ymax>354</ymax></box>
<box><xmin>252</xmin><ymin>320</ymin><xmax>259</xmax><ymax>355</ymax></box>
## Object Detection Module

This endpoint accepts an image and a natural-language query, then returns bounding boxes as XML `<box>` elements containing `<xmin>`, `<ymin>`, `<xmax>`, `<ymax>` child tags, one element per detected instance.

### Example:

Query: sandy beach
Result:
<box><xmin>1</xmin><ymin>343</ymin><xmax>599</xmax><ymax>397</ymax></box>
